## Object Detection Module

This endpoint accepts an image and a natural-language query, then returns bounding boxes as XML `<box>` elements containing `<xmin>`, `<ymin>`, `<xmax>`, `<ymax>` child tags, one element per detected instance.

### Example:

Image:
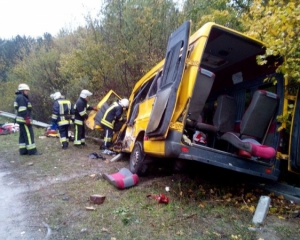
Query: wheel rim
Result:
<box><xmin>130</xmin><ymin>142</ymin><xmax>144</xmax><ymax>173</ymax></box>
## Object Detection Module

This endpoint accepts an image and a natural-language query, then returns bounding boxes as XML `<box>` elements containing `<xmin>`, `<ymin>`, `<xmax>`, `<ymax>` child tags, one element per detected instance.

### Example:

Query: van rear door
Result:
<box><xmin>146</xmin><ymin>21</ymin><xmax>190</xmax><ymax>138</ymax></box>
<box><xmin>289</xmin><ymin>90</ymin><xmax>300</xmax><ymax>173</ymax></box>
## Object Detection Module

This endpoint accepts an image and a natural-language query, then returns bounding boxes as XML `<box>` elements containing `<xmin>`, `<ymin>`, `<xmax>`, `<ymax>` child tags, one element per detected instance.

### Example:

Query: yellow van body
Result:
<box><xmin>87</xmin><ymin>21</ymin><xmax>300</xmax><ymax>179</ymax></box>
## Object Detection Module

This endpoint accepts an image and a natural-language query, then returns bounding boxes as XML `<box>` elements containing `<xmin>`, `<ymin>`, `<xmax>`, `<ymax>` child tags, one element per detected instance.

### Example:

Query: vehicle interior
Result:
<box><xmin>183</xmin><ymin>25</ymin><xmax>283</xmax><ymax>162</ymax></box>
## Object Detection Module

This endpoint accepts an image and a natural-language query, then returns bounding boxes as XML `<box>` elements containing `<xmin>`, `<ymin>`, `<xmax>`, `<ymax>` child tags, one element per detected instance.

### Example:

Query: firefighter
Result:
<box><xmin>100</xmin><ymin>98</ymin><xmax>129</xmax><ymax>155</ymax></box>
<box><xmin>73</xmin><ymin>90</ymin><xmax>97</xmax><ymax>147</ymax></box>
<box><xmin>14</xmin><ymin>83</ymin><xmax>42</xmax><ymax>155</ymax></box>
<box><xmin>51</xmin><ymin>92</ymin><xmax>74</xmax><ymax>149</ymax></box>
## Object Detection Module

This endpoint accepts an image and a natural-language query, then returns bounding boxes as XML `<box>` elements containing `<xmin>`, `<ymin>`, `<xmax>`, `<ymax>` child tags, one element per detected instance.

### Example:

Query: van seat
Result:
<box><xmin>220</xmin><ymin>90</ymin><xmax>279</xmax><ymax>159</ymax></box>
<box><xmin>196</xmin><ymin>95</ymin><xmax>237</xmax><ymax>134</ymax></box>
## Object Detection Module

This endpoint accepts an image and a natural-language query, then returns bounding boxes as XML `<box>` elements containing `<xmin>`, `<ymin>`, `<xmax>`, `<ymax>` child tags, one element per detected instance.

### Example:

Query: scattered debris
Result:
<box><xmin>85</xmin><ymin>206</ymin><xmax>96</xmax><ymax>211</ymax></box>
<box><xmin>248</xmin><ymin>226</ymin><xmax>262</xmax><ymax>232</ymax></box>
<box><xmin>89</xmin><ymin>173</ymin><xmax>102</xmax><ymax>180</ymax></box>
<box><xmin>45</xmin><ymin>129</ymin><xmax>59</xmax><ymax>138</ymax></box>
<box><xmin>147</xmin><ymin>194</ymin><xmax>169</xmax><ymax>204</ymax></box>
<box><xmin>102</xmin><ymin>149</ymin><xmax>116</xmax><ymax>155</ymax></box>
<box><xmin>252</xmin><ymin>196</ymin><xmax>271</xmax><ymax>226</ymax></box>
<box><xmin>0</xmin><ymin>122</ymin><xmax>19</xmax><ymax>134</ymax></box>
<box><xmin>88</xmin><ymin>152</ymin><xmax>106</xmax><ymax>160</ymax></box>
<box><xmin>62</xmin><ymin>195</ymin><xmax>70</xmax><ymax>201</ymax></box>
<box><xmin>90</xmin><ymin>194</ymin><xmax>106</xmax><ymax>204</ymax></box>
<box><xmin>182</xmin><ymin>134</ymin><xmax>192</xmax><ymax>145</ymax></box>
<box><xmin>101</xmin><ymin>227</ymin><xmax>110</xmax><ymax>233</ymax></box>
<box><xmin>27</xmin><ymin>162</ymin><xmax>34</xmax><ymax>166</ymax></box>
<box><xmin>110</xmin><ymin>153</ymin><xmax>123</xmax><ymax>162</ymax></box>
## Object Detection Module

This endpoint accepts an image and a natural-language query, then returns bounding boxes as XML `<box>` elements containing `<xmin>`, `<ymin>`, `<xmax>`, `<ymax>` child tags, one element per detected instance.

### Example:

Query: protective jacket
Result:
<box><xmin>100</xmin><ymin>102</ymin><xmax>123</xmax><ymax>129</ymax></box>
<box><xmin>14</xmin><ymin>91</ymin><xmax>32</xmax><ymax>124</ymax></box>
<box><xmin>74</xmin><ymin>97</ymin><xmax>93</xmax><ymax>125</ymax></box>
<box><xmin>51</xmin><ymin>98</ymin><xmax>74</xmax><ymax>126</ymax></box>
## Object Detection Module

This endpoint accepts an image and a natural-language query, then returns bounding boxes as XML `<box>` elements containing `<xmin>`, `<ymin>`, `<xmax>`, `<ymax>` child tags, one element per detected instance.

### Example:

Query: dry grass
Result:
<box><xmin>0</xmin><ymin>118</ymin><xmax>299</xmax><ymax>240</ymax></box>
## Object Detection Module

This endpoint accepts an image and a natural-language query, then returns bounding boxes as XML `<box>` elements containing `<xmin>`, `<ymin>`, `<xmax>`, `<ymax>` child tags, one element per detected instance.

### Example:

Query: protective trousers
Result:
<box><xmin>58</xmin><ymin>124</ymin><xmax>69</xmax><ymax>148</ymax></box>
<box><xmin>74</xmin><ymin>123</ymin><xmax>85</xmax><ymax>146</ymax></box>
<box><xmin>103</xmin><ymin>126</ymin><xmax>113</xmax><ymax>149</ymax></box>
<box><xmin>19</xmin><ymin>123</ymin><xmax>37</xmax><ymax>155</ymax></box>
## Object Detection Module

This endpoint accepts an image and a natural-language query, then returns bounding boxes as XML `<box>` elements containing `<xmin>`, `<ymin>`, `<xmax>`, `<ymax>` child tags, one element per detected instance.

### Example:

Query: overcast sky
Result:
<box><xmin>0</xmin><ymin>0</ymin><xmax>102</xmax><ymax>39</ymax></box>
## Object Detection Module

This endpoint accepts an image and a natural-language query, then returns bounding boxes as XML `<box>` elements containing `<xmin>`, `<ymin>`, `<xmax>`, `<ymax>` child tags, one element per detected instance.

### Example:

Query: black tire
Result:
<box><xmin>129</xmin><ymin>141</ymin><xmax>147</xmax><ymax>175</ymax></box>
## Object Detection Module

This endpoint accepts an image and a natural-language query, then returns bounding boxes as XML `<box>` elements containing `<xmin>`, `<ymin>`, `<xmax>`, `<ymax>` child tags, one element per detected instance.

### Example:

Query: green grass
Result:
<box><xmin>1</xmin><ymin>118</ymin><xmax>300</xmax><ymax>240</ymax></box>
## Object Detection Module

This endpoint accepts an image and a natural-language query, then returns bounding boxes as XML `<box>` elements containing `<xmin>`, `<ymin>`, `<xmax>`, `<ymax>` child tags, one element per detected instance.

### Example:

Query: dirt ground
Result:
<box><xmin>0</xmin><ymin>146</ymin><xmax>127</xmax><ymax>240</ymax></box>
<box><xmin>0</xmin><ymin>133</ymin><xmax>300</xmax><ymax>240</ymax></box>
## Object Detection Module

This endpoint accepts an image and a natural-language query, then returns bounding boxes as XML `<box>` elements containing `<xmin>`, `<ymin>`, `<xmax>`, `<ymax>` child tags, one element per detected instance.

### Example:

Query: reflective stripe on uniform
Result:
<box><xmin>58</xmin><ymin>120</ymin><xmax>71</xmax><ymax>126</ymax></box>
<box><xmin>79</xmin><ymin>109</ymin><xmax>86</xmax><ymax>116</ymax></box>
<box><xmin>59</xmin><ymin>100</ymin><xmax>72</xmax><ymax>115</ymax></box>
<box><xmin>16</xmin><ymin>116</ymin><xmax>25</xmax><ymax>123</ymax></box>
<box><xmin>27</xmin><ymin>143</ymin><xmax>36</xmax><ymax>150</ymax></box>
<box><xmin>74</xmin><ymin>124</ymin><xmax>80</xmax><ymax>144</ymax></box>
<box><xmin>19</xmin><ymin>143</ymin><xmax>26</xmax><ymax>149</ymax></box>
<box><xmin>18</xmin><ymin>106</ymin><xmax>27</xmax><ymax>112</ymax></box>
<box><xmin>24</xmin><ymin>125</ymin><xmax>32</xmax><ymax>145</ymax></box>
<box><xmin>60</xmin><ymin>137</ymin><xmax>68</xmax><ymax>143</ymax></box>
<box><xmin>74</xmin><ymin>119</ymin><xmax>83</xmax><ymax>125</ymax></box>
<box><xmin>100</xmin><ymin>102</ymin><xmax>118</xmax><ymax>128</ymax></box>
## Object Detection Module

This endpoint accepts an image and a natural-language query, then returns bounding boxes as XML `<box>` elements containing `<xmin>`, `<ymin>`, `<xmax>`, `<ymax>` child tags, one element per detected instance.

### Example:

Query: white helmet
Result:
<box><xmin>119</xmin><ymin>98</ymin><xmax>129</xmax><ymax>108</ymax></box>
<box><xmin>80</xmin><ymin>89</ymin><xmax>93</xmax><ymax>98</ymax></box>
<box><xmin>50</xmin><ymin>92</ymin><xmax>62</xmax><ymax>100</ymax></box>
<box><xmin>18</xmin><ymin>83</ymin><xmax>30</xmax><ymax>91</ymax></box>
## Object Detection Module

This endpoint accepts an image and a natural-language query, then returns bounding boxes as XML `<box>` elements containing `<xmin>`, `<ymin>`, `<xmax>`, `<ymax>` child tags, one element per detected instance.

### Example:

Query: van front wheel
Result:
<box><xmin>129</xmin><ymin>141</ymin><xmax>147</xmax><ymax>175</ymax></box>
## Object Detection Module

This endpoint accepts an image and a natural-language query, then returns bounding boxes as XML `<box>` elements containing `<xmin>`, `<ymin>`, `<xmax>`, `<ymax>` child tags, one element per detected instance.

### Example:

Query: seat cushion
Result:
<box><xmin>221</xmin><ymin>133</ymin><xmax>276</xmax><ymax>159</ymax></box>
<box><xmin>103</xmin><ymin>168</ymin><xmax>139</xmax><ymax>189</ymax></box>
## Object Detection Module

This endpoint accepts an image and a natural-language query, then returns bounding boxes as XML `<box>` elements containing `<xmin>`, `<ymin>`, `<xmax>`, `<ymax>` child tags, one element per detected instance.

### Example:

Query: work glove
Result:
<box><xmin>24</xmin><ymin>117</ymin><xmax>31</xmax><ymax>126</ymax></box>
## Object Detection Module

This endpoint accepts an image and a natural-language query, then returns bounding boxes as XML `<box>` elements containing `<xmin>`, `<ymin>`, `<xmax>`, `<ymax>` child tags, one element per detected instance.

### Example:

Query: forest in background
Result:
<box><xmin>0</xmin><ymin>0</ymin><xmax>299</xmax><ymax>124</ymax></box>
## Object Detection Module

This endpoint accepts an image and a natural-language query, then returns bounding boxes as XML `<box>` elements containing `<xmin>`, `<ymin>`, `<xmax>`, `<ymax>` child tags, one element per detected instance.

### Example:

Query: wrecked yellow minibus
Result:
<box><xmin>86</xmin><ymin>21</ymin><xmax>300</xmax><ymax>180</ymax></box>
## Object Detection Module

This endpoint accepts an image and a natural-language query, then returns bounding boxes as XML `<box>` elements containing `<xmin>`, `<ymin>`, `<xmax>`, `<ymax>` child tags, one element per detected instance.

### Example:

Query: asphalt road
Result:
<box><xmin>0</xmin><ymin>171</ymin><xmax>45</xmax><ymax>240</ymax></box>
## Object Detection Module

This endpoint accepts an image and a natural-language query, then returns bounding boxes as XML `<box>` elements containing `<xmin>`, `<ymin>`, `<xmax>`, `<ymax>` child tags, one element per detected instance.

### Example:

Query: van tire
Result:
<box><xmin>129</xmin><ymin>141</ymin><xmax>147</xmax><ymax>175</ymax></box>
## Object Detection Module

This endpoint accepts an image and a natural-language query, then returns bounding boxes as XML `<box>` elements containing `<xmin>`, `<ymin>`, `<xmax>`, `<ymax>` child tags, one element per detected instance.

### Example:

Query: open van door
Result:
<box><xmin>146</xmin><ymin>21</ymin><xmax>191</xmax><ymax>138</ymax></box>
<box><xmin>86</xmin><ymin>90</ymin><xmax>122</xmax><ymax>130</ymax></box>
<box><xmin>289</xmin><ymin>89</ymin><xmax>300</xmax><ymax>173</ymax></box>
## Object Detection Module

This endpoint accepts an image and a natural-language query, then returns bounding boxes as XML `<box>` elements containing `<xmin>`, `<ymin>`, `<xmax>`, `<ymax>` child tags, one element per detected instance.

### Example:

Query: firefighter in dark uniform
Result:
<box><xmin>73</xmin><ymin>90</ymin><xmax>97</xmax><ymax>147</ymax></box>
<box><xmin>100</xmin><ymin>98</ymin><xmax>129</xmax><ymax>154</ymax></box>
<box><xmin>14</xmin><ymin>83</ymin><xmax>41</xmax><ymax>155</ymax></box>
<box><xmin>51</xmin><ymin>92</ymin><xmax>74</xmax><ymax>149</ymax></box>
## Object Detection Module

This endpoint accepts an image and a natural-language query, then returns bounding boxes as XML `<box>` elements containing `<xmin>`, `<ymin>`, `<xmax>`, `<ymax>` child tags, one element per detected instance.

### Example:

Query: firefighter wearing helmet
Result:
<box><xmin>14</xmin><ymin>83</ymin><xmax>42</xmax><ymax>155</ymax></box>
<box><xmin>50</xmin><ymin>92</ymin><xmax>74</xmax><ymax>149</ymax></box>
<box><xmin>73</xmin><ymin>90</ymin><xmax>98</xmax><ymax>147</ymax></box>
<box><xmin>100</xmin><ymin>98</ymin><xmax>129</xmax><ymax>155</ymax></box>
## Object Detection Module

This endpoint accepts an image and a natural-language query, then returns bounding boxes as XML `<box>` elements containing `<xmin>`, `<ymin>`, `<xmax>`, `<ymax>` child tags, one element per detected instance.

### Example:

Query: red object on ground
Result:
<box><xmin>147</xmin><ymin>194</ymin><xmax>169</xmax><ymax>204</ymax></box>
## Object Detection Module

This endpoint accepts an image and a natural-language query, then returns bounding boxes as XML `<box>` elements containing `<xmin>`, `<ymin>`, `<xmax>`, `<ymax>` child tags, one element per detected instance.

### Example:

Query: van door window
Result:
<box><xmin>127</xmin><ymin>79</ymin><xmax>153</xmax><ymax>126</ymax></box>
<box><xmin>148</xmin><ymin>71</ymin><xmax>163</xmax><ymax>98</ymax></box>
